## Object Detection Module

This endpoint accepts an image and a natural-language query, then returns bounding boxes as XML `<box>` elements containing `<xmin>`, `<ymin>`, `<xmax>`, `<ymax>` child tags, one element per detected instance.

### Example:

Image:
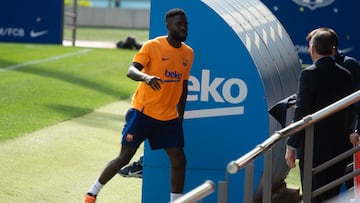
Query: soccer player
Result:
<box><xmin>83</xmin><ymin>8</ymin><xmax>194</xmax><ymax>203</ymax></box>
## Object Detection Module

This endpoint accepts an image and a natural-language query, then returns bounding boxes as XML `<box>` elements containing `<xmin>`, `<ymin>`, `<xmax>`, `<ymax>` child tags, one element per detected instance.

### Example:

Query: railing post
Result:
<box><xmin>224</xmin><ymin>90</ymin><xmax>360</xmax><ymax>203</ymax></box>
<box><xmin>218</xmin><ymin>179</ymin><xmax>228</xmax><ymax>203</ymax></box>
<box><xmin>303</xmin><ymin>125</ymin><xmax>314</xmax><ymax>203</ymax></box>
<box><xmin>263</xmin><ymin>149</ymin><xmax>273</xmax><ymax>203</ymax></box>
<box><xmin>243</xmin><ymin>163</ymin><xmax>254</xmax><ymax>203</ymax></box>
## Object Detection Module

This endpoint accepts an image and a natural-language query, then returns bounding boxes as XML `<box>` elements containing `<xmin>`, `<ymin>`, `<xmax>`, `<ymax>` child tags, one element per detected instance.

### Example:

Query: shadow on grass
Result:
<box><xmin>74</xmin><ymin>111</ymin><xmax>126</xmax><ymax>132</ymax></box>
<box><xmin>45</xmin><ymin>103</ymin><xmax>94</xmax><ymax>118</ymax></box>
<box><xmin>13</xmin><ymin>64</ymin><xmax>132</xmax><ymax>100</ymax></box>
<box><xmin>46</xmin><ymin>103</ymin><xmax>126</xmax><ymax>132</ymax></box>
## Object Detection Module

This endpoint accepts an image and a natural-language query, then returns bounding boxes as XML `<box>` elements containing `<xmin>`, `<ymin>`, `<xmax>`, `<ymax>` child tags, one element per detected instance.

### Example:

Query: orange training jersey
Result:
<box><xmin>130</xmin><ymin>36</ymin><xmax>194</xmax><ymax>121</ymax></box>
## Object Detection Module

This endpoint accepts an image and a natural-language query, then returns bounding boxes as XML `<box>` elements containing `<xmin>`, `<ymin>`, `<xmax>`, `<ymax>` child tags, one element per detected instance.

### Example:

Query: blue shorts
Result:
<box><xmin>121</xmin><ymin>108</ymin><xmax>184</xmax><ymax>150</ymax></box>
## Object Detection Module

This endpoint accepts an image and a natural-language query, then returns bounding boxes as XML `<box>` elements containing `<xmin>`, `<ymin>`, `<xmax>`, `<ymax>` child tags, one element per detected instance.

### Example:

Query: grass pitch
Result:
<box><xmin>0</xmin><ymin>44</ymin><xmax>143</xmax><ymax>202</ymax></box>
<box><xmin>0</xmin><ymin>100</ymin><xmax>143</xmax><ymax>203</ymax></box>
<box><xmin>0</xmin><ymin>43</ymin><xmax>138</xmax><ymax>141</ymax></box>
<box><xmin>1</xmin><ymin>27</ymin><xmax>148</xmax><ymax>141</ymax></box>
<box><xmin>0</xmin><ymin>27</ymin><xmax>147</xmax><ymax>202</ymax></box>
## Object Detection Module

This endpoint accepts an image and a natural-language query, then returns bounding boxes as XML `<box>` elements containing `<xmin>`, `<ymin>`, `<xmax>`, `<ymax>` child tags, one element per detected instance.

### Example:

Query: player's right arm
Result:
<box><xmin>127</xmin><ymin>62</ymin><xmax>163</xmax><ymax>90</ymax></box>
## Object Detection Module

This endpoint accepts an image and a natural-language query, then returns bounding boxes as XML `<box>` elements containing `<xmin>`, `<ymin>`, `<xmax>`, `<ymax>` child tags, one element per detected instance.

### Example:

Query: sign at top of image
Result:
<box><xmin>0</xmin><ymin>0</ymin><xmax>63</xmax><ymax>44</ymax></box>
<box><xmin>261</xmin><ymin>0</ymin><xmax>360</xmax><ymax>64</ymax></box>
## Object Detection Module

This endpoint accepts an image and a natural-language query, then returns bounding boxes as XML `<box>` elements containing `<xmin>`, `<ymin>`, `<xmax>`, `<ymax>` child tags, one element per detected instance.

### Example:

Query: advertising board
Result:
<box><xmin>0</xmin><ymin>0</ymin><xmax>63</xmax><ymax>44</ymax></box>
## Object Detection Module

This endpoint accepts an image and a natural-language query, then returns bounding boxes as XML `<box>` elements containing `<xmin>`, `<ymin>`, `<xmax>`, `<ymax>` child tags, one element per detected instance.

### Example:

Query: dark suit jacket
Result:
<box><xmin>287</xmin><ymin>56</ymin><xmax>354</xmax><ymax>166</ymax></box>
<box><xmin>336</xmin><ymin>52</ymin><xmax>360</xmax><ymax>132</ymax></box>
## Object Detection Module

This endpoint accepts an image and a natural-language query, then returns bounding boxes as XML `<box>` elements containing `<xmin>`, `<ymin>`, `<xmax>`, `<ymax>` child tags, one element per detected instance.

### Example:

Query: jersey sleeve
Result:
<box><xmin>132</xmin><ymin>40</ymin><xmax>152</xmax><ymax>66</ymax></box>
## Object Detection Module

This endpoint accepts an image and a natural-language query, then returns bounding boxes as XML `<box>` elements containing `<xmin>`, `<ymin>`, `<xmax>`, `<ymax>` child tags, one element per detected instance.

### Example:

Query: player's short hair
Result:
<box><xmin>165</xmin><ymin>8</ymin><xmax>186</xmax><ymax>22</ymax></box>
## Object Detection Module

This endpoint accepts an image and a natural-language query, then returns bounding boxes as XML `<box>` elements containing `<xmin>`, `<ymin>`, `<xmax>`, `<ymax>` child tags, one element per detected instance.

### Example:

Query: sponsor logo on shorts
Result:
<box><xmin>126</xmin><ymin>134</ymin><xmax>134</xmax><ymax>142</ymax></box>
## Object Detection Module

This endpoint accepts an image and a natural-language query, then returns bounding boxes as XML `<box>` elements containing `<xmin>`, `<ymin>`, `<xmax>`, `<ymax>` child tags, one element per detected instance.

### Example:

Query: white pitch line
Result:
<box><xmin>0</xmin><ymin>49</ymin><xmax>92</xmax><ymax>73</ymax></box>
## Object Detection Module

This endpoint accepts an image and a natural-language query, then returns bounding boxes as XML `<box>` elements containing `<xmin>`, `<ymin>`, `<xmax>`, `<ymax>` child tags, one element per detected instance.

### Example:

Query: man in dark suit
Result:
<box><xmin>285</xmin><ymin>29</ymin><xmax>355</xmax><ymax>202</ymax></box>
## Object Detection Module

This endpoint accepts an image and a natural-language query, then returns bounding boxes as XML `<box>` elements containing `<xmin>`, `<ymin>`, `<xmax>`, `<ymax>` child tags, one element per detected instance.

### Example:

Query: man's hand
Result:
<box><xmin>285</xmin><ymin>147</ymin><xmax>296</xmax><ymax>168</ymax></box>
<box><xmin>350</xmin><ymin>131</ymin><xmax>360</xmax><ymax>145</ymax></box>
<box><xmin>143</xmin><ymin>75</ymin><xmax>163</xmax><ymax>90</ymax></box>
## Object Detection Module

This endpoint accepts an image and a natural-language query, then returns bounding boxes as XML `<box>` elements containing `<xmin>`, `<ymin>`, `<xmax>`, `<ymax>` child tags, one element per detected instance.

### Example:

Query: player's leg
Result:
<box><xmin>165</xmin><ymin>147</ymin><xmax>186</xmax><ymax>193</ymax></box>
<box><xmin>118</xmin><ymin>155</ymin><xmax>144</xmax><ymax>178</ymax></box>
<box><xmin>98</xmin><ymin>145</ymin><xmax>138</xmax><ymax>184</ymax></box>
<box><xmin>84</xmin><ymin>145</ymin><xmax>137</xmax><ymax>202</ymax></box>
<box><xmin>147</xmin><ymin>117</ymin><xmax>186</xmax><ymax>202</ymax></box>
<box><xmin>84</xmin><ymin>108</ymin><xmax>147</xmax><ymax>202</ymax></box>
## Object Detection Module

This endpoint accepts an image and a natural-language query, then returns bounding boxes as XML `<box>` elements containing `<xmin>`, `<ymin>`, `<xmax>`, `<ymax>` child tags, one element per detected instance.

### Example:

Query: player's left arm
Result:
<box><xmin>177</xmin><ymin>80</ymin><xmax>188</xmax><ymax>122</ymax></box>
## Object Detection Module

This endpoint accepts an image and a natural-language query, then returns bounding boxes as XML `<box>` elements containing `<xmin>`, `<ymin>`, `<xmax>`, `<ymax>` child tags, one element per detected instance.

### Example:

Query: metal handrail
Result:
<box><xmin>299</xmin><ymin>134</ymin><xmax>360</xmax><ymax>201</ymax></box>
<box><xmin>227</xmin><ymin>90</ymin><xmax>360</xmax><ymax>174</ymax></box>
<box><xmin>172</xmin><ymin>180</ymin><xmax>215</xmax><ymax>203</ymax></box>
<box><xmin>179</xmin><ymin>90</ymin><xmax>360</xmax><ymax>202</ymax></box>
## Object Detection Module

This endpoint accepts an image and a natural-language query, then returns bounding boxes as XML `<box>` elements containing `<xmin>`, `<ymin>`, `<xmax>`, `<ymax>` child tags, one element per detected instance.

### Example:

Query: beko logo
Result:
<box><xmin>0</xmin><ymin>27</ymin><xmax>25</xmax><ymax>37</ymax></box>
<box><xmin>165</xmin><ymin>69</ymin><xmax>182</xmax><ymax>79</ymax></box>
<box><xmin>185</xmin><ymin>69</ymin><xmax>248</xmax><ymax>119</ymax></box>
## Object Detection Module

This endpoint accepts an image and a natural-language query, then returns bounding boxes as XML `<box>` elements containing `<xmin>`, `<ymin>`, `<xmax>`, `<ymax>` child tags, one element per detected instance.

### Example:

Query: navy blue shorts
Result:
<box><xmin>121</xmin><ymin>108</ymin><xmax>184</xmax><ymax>150</ymax></box>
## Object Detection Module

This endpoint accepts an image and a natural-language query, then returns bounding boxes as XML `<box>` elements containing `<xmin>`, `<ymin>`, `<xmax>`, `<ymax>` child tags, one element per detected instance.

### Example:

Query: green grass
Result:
<box><xmin>0</xmin><ymin>27</ymin><xmax>148</xmax><ymax>203</ymax></box>
<box><xmin>0</xmin><ymin>27</ymin><xmax>149</xmax><ymax>141</ymax></box>
<box><xmin>0</xmin><ymin>43</ymin><xmax>138</xmax><ymax>141</ymax></box>
<box><xmin>285</xmin><ymin>160</ymin><xmax>302</xmax><ymax>193</ymax></box>
<box><xmin>0</xmin><ymin>100</ymin><xmax>143</xmax><ymax>203</ymax></box>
